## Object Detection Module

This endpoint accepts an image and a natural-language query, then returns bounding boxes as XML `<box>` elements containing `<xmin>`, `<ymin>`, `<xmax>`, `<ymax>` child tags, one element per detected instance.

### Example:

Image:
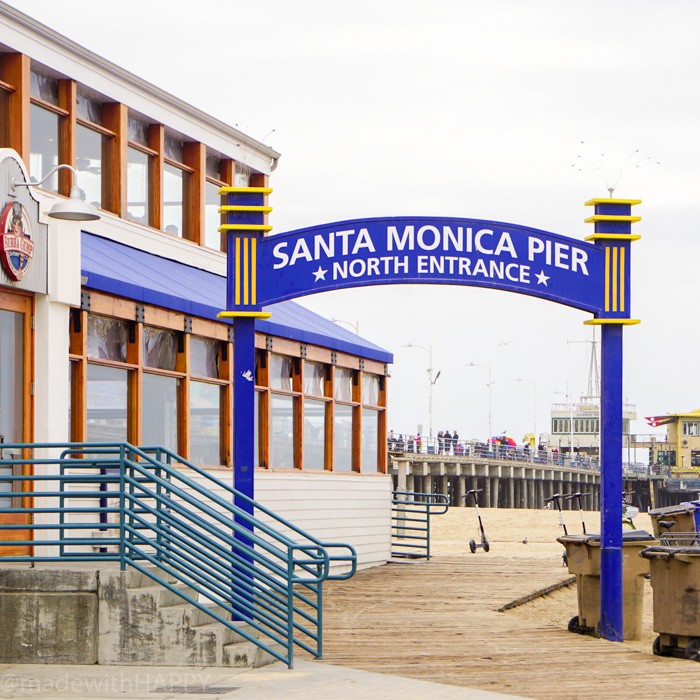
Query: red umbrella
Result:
<box><xmin>489</xmin><ymin>435</ymin><xmax>517</xmax><ymax>447</ymax></box>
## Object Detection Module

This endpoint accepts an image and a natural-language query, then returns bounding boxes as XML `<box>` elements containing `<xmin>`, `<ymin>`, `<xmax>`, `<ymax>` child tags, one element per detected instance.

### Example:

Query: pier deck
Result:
<box><xmin>319</xmin><ymin>552</ymin><xmax>697</xmax><ymax>699</ymax></box>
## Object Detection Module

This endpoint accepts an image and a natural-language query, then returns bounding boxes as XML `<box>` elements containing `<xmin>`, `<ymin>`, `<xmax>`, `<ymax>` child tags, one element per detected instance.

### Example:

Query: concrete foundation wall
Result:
<box><xmin>0</xmin><ymin>570</ymin><xmax>98</xmax><ymax>664</ymax></box>
<box><xmin>0</xmin><ymin>568</ymin><xmax>272</xmax><ymax>667</ymax></box>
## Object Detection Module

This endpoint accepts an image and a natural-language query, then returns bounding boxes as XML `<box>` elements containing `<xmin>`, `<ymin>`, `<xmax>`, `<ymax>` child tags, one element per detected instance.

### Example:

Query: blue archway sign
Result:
<box><xmin>218</xmin><ymin>187</ymin><xmax>641</xmax><ymax>642</ymax></box>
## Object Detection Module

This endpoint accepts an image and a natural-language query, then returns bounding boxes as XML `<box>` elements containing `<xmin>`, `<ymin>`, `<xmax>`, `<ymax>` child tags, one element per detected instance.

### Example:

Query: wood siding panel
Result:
<box><xmin>254</xmin><ymin>471</ymin><xmax>392</xmax><ymax>571</ymax></box>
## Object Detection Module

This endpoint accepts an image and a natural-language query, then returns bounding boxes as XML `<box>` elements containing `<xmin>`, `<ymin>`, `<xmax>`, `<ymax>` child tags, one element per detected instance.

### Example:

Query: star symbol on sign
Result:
<box><xmin>312</xmin><ymin>266</ymin><xmax>328</xmax><ymax>282</ymax></box>
<box><xmin>535</xmin><ymin>270</ymin><xmax>550</xmax><ymax>286</ymax></box>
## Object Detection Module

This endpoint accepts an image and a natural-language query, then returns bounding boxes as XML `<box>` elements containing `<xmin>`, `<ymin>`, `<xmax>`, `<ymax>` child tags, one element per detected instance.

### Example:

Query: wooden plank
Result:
<box><xmin>317</xmin><ymin>551</ymin><xmax>700</xmax><ymax>698</ymax></box>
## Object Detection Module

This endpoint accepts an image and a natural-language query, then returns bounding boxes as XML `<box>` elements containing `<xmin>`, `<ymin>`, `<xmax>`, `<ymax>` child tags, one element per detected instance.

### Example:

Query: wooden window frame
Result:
<box><xmin>70</xmin><ymin>297</ymin><xmax>233</xmax><ymax>467</ymax></box>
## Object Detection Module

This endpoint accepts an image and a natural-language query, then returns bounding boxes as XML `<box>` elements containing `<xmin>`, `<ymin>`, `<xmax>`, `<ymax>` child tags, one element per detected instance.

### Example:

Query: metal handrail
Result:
<box><xmin>391</xmin><ymin>491</ymin><xmax>449</xmax><ymax>560</ymax></box>
<box><xmin>136</xmin><ymin>444</ymin><xmax>357</xmax><ymax>581</ymax></box>
<box><xmin>0</xmin><ymin>441</ymin><xmax>358</xmax><ymax>668</ymax></box>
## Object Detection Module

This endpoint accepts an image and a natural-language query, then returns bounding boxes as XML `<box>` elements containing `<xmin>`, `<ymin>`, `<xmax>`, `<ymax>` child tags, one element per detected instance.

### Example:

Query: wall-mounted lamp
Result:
<box><xmin>12</xmin><ymin>164</ymin><xmax>100</xmax><ymax>222</ymax></box>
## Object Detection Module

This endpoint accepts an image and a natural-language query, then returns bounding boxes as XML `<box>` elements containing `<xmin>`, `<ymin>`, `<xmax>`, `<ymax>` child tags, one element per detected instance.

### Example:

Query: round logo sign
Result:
<box><xmin>0</xmin><ymin>201</ymin><xmax>34</xmax><ymax>281</ymax></box>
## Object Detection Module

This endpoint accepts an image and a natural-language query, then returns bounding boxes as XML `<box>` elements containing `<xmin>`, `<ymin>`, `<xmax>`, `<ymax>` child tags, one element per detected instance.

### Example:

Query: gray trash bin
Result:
<box><xmin>558</xmin><ymin>529</ymin><xmax>656</xmax><ymax>640</ymax></box>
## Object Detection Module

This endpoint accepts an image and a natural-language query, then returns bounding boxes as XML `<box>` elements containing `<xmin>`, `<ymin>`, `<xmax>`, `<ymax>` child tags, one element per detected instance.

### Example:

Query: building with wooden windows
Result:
<box><xmin>0</xmin><ymin>2</ymin><xmax>392</xmax><ymax>568</ymax></box>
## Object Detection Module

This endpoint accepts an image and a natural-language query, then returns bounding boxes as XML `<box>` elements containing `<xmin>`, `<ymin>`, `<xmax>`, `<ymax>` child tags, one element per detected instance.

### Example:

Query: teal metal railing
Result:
<box><xmin>0</xmin><ymin>442</ymin><xmax>357</xmax><ymax>668</ymax></box>
<box><xmin>391</xmin><ymin>490</ymin><xmax>449</xmax><ymax>559</ymax></box>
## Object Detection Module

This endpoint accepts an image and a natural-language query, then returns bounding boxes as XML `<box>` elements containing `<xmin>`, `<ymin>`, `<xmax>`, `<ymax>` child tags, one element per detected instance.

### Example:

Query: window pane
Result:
<box><xmin>0</xmin><ymin>88</ymin><xmax>10</xmax><ymax>148</ymax></box>
<box><xmin>361</xmin><ymin>408</ymin><xmax>379</xmax><ymax>472</ymax></box>
<box><xmin>164</xmin><ymin>134</ymin><xmax>183</xmax><ymax>162</ymax></box>
<box><xmin>254</xmin><ymin>390</ymin><xmax>260</xmax><ymax>468</ymax></box>
<box><xmin>234</xmin><ymin>163</ymin><xmax>250</xmax><ymax>187</ymax></box>
<box><xmin>76</xmin><ymin>123</ymin><xmax>108</xmax><ymax>209</ymax></box>
<box><xmin>143</xmin><ymin>327</ymin><xmax>177</xmax><ymax>370</ymax></box>
<box><xmin>205</xmin><ymin>180</ymin><xmax>223</xmax><ymax>250</ymax></box>
<box><xmin>30</xmin><ymin>104</ymin><xmax>60</xmax><ymax>191</ymax></box>
<box><xmin>190</xmin><ymin>337</ymin><xmax>219</xmax><ymax>378</ymax></box>
<box><xmin>87</xmin><ymin>315</ymin><xmax>128</xmax><ymax>362</ymax></box>
<box><xmin>333</xmin><ymin>404</ymin><xmax>353</xmax><ymax>471</ymax></box>
<box><xmin>271</xmin><ymin>394</ymin><xmax>294</xmax><ymax>468</ymax></box>
<box><xmin>0</xmin><ymin>310</ymin><xmax>22</xmax><ymax>505</ymax></box>
<box><xmin>303</xmin><ymin>398</ymin><xmax>326</xmax><ymax>470</ymax></box>
<box><xmin>362</xmin><ymin>375</ymin><xmax>379</xmax><ymax>405</ymax></box>
<box><xmin>334</xmin><ymin>368</ymin><xmax>353</xmax><ymax>401</ymax></box>
<box><xmin>127</xmin><ymin>146</ymin><xmax>151</xmax><ymax>225</ymax></box>
<box><xmin>189</xmin><ymin>382</ymin><xmax>220</xmax><ymax>465</ymax></box>
<box><xmin>0</xmin><ymin>310</ymin><xmax>23</xmax><ymax>444</ymax></box>
<box><xmin>142</xmin><ymin>373</ymin><xmax>178</xmax><ymax>452</ymax></box>
<box><xmin>76</xmin><ymin>92</ymin><xmax>102</xmax><ymax>124</ymax></box>
<box><xmin>127</xmin><ymin>115</ymin><xmax>148</xmax><ymax>145</ymax></box>
<box><xmin>304</xmin><ymin>362</ymin><xmax>325</xmax><ymax>397</ymax></box>
<box><xmin>163</xmin><ymin>163</ymin><xmax>185</xmax><ymax>236</ymax></box>
<box><xmin>86</xmin><ymin>364</ymin><xmax>127</xmax><ymax>443</ymax></box>
<box><xmin>270</xmin><ymin>355</ymin><xmax>293</xmax><ymax>391</ymax></box>
<box><xmin>29</xmin><ymin>70</ymin><xmax>58</xmax><ymax>104</ymax></box>
<box><xmin>205</xmin><ymin>152</ymin><xmax>221</xmax><ymax>179</ymax></box>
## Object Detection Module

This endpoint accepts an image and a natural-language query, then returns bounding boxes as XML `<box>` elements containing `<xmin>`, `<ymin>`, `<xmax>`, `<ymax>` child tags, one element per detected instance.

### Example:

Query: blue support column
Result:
<box><xmin>584</xmin><ymin>197</ymin><xmax>641</xmax><ymax>642</ymax></box>
<box><xmin>217</xmin><ymin>186</ymin><xmax>273</xmax><ymax>619</ymax></box>
<box><xmin>232</xmin><ymin>316</ymin><xmax>256</xmax><ymax>523</ymax></box>
<box><xmin>217</xmin><ymin>185</ymin><xmax>273</xmax><ymax>506</ymax></box>
<box><xmin>599</xmin><ymin>323</ymin><xmax>624</xmax><ymax>640</ymax></box>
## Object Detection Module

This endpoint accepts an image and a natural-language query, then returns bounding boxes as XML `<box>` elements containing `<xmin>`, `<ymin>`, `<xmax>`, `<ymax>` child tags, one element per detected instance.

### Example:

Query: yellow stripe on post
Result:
<box><xmin>251</xmin><ymin>237</ymin><xmax>257</xmax><ymax>305</ymax></box>
<box><xmin>217</xmin><ymin>186</ymin><xmax>273</xmax><ymax>195</ymax></box>
<box><xmin>235</xmin><ymin>237</ymin><xmax>241</xmax><ymax>306</ymax></box>
<box><xmin>620</xmin><ymin>247</ymin><xmax>625</xmax><ymax>312</ymax></box>
<box><xmin>584</xmin><ymin>318</ymin><xmax>641</xmax><ymax>326</ymax></box>
<box><xmin>243</xmin><ymin>237</ymin><xmax>250</xmax><ymax>306</ymax></box>
<box><xmin>612</xmin><ymin>247</ymin><xmax>618</xmax><ymax>312</ymax></box>
<box><xmin>604</xmin><ymin>247</ymin><xmax>610</xmax><ymax>312</ymax></box>
<box><xmin>218</xmin><ymin>205</ymin><xmax>273</xmax><ymax>214</ymax></box>
<box><xmin>220</xmin><ymin>224</ymin><xmax>273</xmax><ymax>233</ymax></box>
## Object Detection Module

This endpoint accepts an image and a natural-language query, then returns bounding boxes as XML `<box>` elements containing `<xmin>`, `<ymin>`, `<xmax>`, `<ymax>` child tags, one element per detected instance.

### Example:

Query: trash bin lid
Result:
<box><xmin>559</xmin><ymin>530</ymin><xmax>655</xmax><ymax>544</ymax></box>
<box><xmin>641</xmin><ymin>545</ymin><xmax>700</xmax><ymax>559</ymax></box>
<box><xmin>649</xmin><ymin>504</ymin><xmax>695</xmax><ymax>516</ymax></box>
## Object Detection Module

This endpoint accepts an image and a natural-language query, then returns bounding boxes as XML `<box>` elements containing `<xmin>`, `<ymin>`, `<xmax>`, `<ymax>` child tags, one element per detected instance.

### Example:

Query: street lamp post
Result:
<box><xmin>555</xmin><ymin>385</ymin><xmax>575</xmax><ymax>465</ymax></box>
<box><xmin>467</xmin><ymin>362</ymin><xmax>493</xmax><ymax>453</ymax></box>
<box><xmin>515</xmin><ymin>378</ymin><xmax>537</xmax><ymax>458</ymax></box>
<box><xmin>403</xmin><ymin>343</ymin><xmax>440</xmax><ymax>438</ymax></box>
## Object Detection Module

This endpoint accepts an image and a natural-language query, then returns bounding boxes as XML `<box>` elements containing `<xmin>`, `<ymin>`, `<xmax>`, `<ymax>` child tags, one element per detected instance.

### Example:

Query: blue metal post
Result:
<box><xmin>584</xmin><ymin>197</ymin><xmax>641</xmax><ymax>642</ymax></box>
<box><xmin>598</xmin><ymin>323</ymin><xmax>623</xmax><ymax>640</ymax></box>
<box><xmin>232</xmin><ymin>316</ymin><xmax>255</xmax><ymax>526</ymax></box>
<box><xmin>218</xmin><ymin>186</ymin><xmax>273</xmax><ymax>619</ymax></box>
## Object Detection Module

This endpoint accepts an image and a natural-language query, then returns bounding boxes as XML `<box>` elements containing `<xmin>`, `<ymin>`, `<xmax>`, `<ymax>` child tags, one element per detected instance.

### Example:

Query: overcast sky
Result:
<box><xmin>7</xmin><ymin>1</ymin><xmax>699</xmax><ymax>452</ymax></box>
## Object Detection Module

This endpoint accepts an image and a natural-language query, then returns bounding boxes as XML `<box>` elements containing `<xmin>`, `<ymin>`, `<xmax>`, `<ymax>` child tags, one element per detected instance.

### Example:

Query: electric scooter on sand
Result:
<box><xmin>545</xmin><ymin>493</ymin><xmax>569</xmax><ymax>566</ymax></box>
<box><xmin>463</xmin><ymin>488</ymin><xmax>490</xmax><ymax>553</ymax></box>
<box><xmin>565</xmin><ymin>491</ymin><xmax>590</xmax><ymax>534</ymax></box>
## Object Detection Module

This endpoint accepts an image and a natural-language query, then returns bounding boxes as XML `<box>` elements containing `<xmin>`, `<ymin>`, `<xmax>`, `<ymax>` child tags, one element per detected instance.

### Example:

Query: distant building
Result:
<box><xmin>550</xmin><ymin>397</ymin><xmax>637</xmax><ymax>458</ymax></box>
<box><xmin>548</xmin><ymin>331</ymin><xmax>636</xmax><ymax>459</ymax></box>
<box><xmin>646</xmin><ymin>410</ymin><xmax>700</xmax><ymax>476</ymax></box>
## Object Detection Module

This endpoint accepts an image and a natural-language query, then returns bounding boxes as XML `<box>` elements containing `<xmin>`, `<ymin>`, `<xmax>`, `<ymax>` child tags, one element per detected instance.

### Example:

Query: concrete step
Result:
<box><xmin>222</xmin><ymin>638</ymin><xmax>288</xmax><ymax>668</ymax></box>
<box><xmin>158</xmin><ymin>584</ymin><xmax>200</xmax><ymax>607</ymax></box>
<box><xmin>124</xmin><ymin>566</ymin><xmax>179</xmax><ymax>589</ymax></box>
<box><xmin>125</xmin><ymin>581</ymin><xmax>199</xmax><ymax>607</ymax></box>
<box><xmin>190</xmin><ymin>621</ymin><xmax>249</xmax><ymax>647</ymax></box>
<box><xmin>115</xmin><ymin>565</ymin><xmax>288</xmax><ymax>668</ymax></box>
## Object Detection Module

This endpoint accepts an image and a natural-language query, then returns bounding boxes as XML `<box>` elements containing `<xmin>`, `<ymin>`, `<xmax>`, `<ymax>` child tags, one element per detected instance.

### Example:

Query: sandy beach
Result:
<box><xmin>429</xmin><ymin>506</ymin><xmax>657</xmax><ymax>654</ymax></box>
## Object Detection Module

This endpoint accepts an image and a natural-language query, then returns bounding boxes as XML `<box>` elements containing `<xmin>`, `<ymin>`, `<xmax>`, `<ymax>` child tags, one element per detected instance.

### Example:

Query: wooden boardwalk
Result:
<box><xmin>317</xmin><ymin>554</ymin><xmax>700</xmax><ymax>699</ymax></box>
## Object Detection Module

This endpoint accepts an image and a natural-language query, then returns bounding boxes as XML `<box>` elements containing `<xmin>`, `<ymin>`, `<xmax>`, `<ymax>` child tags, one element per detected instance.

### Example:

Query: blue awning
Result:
<box><xmin>81</xmin><ymin>233</ymin><xmax>392</xmax><ymax>364</ymax></box>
